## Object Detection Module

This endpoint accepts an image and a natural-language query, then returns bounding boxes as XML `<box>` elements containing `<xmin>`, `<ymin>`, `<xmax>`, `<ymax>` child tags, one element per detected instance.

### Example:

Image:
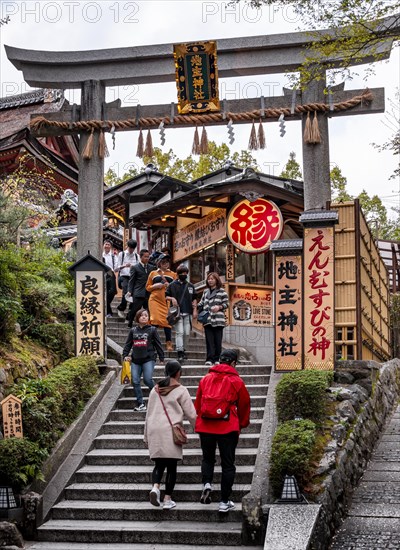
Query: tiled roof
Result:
<box><xmin>0</xmin><ymin>89</ymin><xmax>63</xmax><ymax>110</ymax></box>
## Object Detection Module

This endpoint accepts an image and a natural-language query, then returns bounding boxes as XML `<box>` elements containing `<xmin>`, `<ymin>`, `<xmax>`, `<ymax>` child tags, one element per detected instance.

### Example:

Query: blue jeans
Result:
<box><xmin>131</xmin><ymin>360</ymin><xmax>155</xmax><ymax>405</ymax></box>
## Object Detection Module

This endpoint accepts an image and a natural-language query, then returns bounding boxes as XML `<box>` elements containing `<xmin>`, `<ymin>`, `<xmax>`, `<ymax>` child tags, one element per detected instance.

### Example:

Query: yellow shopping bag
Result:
<box><xmin>121</xmin><ymin>360</ymin><xmax>131</xmax><ymax>384</ymax></box>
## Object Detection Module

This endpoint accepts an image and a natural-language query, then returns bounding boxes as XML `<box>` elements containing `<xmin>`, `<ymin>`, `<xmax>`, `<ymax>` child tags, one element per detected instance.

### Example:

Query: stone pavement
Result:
<box><xmin>330</xmin><ymin>405</ymin><xmax>400</xmax><ymax>549</ymax></box>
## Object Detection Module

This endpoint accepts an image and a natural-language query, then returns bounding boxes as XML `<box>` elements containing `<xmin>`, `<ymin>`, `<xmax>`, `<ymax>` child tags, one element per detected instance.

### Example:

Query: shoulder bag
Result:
<box><xmin>156</xmin><ymin>387</ymin><xmax>187</xmax><ymax>445</ymax></box>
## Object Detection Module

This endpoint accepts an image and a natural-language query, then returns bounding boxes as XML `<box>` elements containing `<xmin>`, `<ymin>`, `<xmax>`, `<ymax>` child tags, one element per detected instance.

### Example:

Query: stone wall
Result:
<box><xmin>310</xmin><ymin>359</ymin><xmax>400</xmax><ymax>549</ymax></box>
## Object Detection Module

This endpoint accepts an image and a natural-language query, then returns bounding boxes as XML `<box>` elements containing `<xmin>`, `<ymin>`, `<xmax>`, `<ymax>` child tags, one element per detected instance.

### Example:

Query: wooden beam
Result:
<box><xmin>29</xmin><ymin>87</ymin><xmax>385</xmax><ymax>137</ymax></box>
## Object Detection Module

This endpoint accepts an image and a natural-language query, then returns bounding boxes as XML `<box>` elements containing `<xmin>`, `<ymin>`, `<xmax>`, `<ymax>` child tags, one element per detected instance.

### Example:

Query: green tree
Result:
<box><xmin>280</xmin><ymin>151</ymin><xmax>303</xmax><ymax>180</ymax></box>
<box><xmin>330</xmin><ymin>165</ymin><xmax>352</xmax><ymax>202</ymax></box>
<box><xmin>106</xmin><ymin>142</ymin><xmax>259</xmax><ymax>185</ymax></box>
<box><xmin>239</xmin><ymin>1</ymin><xmax>400</xmax><ymax>84</ymax></box>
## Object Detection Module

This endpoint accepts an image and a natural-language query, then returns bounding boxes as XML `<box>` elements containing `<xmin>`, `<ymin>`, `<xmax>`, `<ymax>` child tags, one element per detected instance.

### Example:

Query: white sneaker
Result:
<box><xmin>149</xmin><ymin>488</ymin><xmax>160</xmax><ymax>507</ymax></box>
<box><xmin>205</xmin><ymin>361</ymin><xmax>212</xmax><ymax>366</ymax></box>
<box><xmin>117</xmin><ymin>310</ymin><xmax>125</xmax><ymax>318</ymax></box>
<box><xmin>163</xmin><ymin>500</ymin><xmax>176</xmax><ymax>510</ymax></box>
<box><xmin>200</xmin><ymin>482</ymin><xmax>212</xmax><ymax>504</ymax></box>
<box><xmin>218</xmin><ymin>500</ymin><xmax>235</xmax><ymax>513</ymax></box>
<box><xmin>134</xmin><ymin>403</ymin><xmax>146</xmax><ymax>412</ymax></box>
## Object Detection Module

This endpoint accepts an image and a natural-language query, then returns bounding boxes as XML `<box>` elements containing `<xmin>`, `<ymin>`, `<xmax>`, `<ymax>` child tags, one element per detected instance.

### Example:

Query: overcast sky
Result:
<box><xmin>1</xmin><ymin>0</ymin><xmax>399</xmax><ymax>214</ymax></box>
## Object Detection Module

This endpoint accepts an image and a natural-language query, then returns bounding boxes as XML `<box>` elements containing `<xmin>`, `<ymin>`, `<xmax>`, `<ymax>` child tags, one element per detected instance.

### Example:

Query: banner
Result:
<box><xmin>230</xmin><ymin>285</ymin><xmax>273</xmax><ymax>326</ymax></box>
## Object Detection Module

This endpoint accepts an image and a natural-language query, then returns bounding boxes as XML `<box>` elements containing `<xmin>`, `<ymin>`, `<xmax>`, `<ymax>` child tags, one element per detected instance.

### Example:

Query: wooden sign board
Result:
<box><xmin>174</xmin><ymin>41</ymin><xmax>220</xmax><ymax>114</ymax></box>
<box><xmin>226</xmin><ymin>244</ymin><xmax>235</xmax><ymax>281</ymax></box>
<box><xmin>230</xmin><ymin>285</ymin><xmax>273</xmax><ymax>326</ymax></box>
<box><xmin>1</xmin><ymin>395</ymin><xmax>23</xmax><ymax>439</ymax></box>
<box><xmin>275</xmin><ymin>255</ymin><xmax>303</xmax><ymax>371</ymax></box>
<box><xmin>303</xmin><ymin>227</ymin><xmax>335</xmax><ymax>370</ymax></box>
<box><xmin>76</xmin><ymin>270</ymin><xmax>105</xmax><ymax>356</ymax></box>
<box><xmin>173</xmin><ymin>208</ymin><xmax>226</xmax><ymax>262</ymax></box>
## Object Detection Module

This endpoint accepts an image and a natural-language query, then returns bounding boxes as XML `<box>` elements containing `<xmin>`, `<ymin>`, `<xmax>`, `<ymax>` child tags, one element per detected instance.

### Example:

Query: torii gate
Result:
<box><xmin>5</xmin><ymin>21</ymin><xmax>395</xmax><ymax>260</ymax></box>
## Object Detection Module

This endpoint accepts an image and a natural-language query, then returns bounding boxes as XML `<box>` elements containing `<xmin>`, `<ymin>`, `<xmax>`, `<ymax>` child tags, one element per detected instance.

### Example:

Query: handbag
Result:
<box><xmin>197</xmin><ymin>309</ymin><xmax>210</xmax><ymax>325</ymax></box>
<box><xmin>156</xmin><ymin>387</ymin><xmax>188</xmax><ymax>445</ymax></box>
<box><xmin>167</xmin><ymin>305</ymin><xmax>181</xmax><ymax>326</ymax></box>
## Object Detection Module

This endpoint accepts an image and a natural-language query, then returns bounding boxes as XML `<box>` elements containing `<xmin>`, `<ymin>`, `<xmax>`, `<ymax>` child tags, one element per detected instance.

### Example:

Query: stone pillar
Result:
<box><xmin>77</xmin><ymin>80</ymin><xmax>105</xmax><ymax>261</ymax></box>
<box><xmin>302</xmin><ymin>76</ymin><xmax>331</xmax><ymax>211</ymax></box>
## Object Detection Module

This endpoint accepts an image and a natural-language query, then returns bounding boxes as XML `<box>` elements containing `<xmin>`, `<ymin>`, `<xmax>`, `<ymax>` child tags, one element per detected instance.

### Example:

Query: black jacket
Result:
<box><xmin>122</xmin><ymin>324</ymin><xmax>164</xmax><ymax>364</ymax></box>
<box><xmin>128</xmin><ymin>262</ymin><xmax>152</xmax><ymax>298</ymax></box>
<box><xmin>166</xmin><ymin>280</ymin><xmax>196</xmax><ymax>314</ymax></box>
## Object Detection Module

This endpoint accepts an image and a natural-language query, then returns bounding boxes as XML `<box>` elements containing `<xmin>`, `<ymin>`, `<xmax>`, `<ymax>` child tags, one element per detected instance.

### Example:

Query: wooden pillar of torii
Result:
<box><xmin>5</xmin><ymin>23</ymin><xmax>394</xmax><ymax>260</ymax></box>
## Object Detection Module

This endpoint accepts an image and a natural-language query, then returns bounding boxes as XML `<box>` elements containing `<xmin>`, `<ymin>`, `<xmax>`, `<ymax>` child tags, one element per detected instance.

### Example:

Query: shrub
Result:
<box><xmin>276</xmin><ymin>370</ymin><xmax>334</xmax><ymax>423</ymax></box>
<box><xmin>29</xmin><ymin>323</ymin><xmax>75</xmax><ymax>360</ymax></box>
<box><xmin>269</xmin><ymin>419</ymin><xmax>317</xmax><ymax>497</ymax></box>
<box><xmin>0</xmin><ymin>438</ymin><xmax>48</xmax><ymax>491</ymax></box>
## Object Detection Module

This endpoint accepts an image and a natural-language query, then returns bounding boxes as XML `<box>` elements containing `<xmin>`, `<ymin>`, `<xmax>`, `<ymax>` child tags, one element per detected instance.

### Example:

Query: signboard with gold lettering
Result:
<box><xmin>227</xmin><ymin>198</ymin><xmax>284</xmax><ymax>254</ymax></box>
<box><xmin>69</xmin><ymin>254</ymin><xmax>108</xmax><ymax>358</ymax></box>
<box><xmin>174</xmin><ymin>41</ymin><xmax>220</xmax><ymax>114</ymax></box>
<box><xmin>1</xmin><ymin>395</ymin><xmax>23</xmax><ymax>439</ymax></box>
<box><xmin>173</xmin><ymin>209</ymin><xmax>226</xmax><ymax>262</ymax></box>
<box><xmin>229</xmin><ymin>285</ymin><xmax>273</xmax><ymax>326</ymax></box>
<box><xmin>303</xmin><ymin>227</ymin><xmax>335</xmax><ymax>370</ymax></box>
<box><xmin>275</xmin><ymin>255</ymin><xmax>303</xmax><ymax>371</ymax></box>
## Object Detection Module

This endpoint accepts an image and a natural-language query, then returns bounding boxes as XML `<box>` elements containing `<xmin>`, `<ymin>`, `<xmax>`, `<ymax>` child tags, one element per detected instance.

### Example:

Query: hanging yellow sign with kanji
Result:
<box><xmin>174</xmin><ymin>41</ymin><xmax>220</xmax><ymax>114</ymax></box>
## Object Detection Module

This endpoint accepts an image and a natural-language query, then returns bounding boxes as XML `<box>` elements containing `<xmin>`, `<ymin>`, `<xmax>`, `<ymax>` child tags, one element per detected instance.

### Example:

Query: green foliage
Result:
<box><xmin>330</xmin><ymin>165</ymin><xmax>352</xmax><ymax>202</ymax></box>
<box><xmin>105</xmin><ymin>142</ymin><xmax>259</xmax><ymax>185</ymax></box>
<box><xmin>280</xmin><ymin>151</ymin><xmax>302</xmax><ymax>180</ymax></box>
<box><xmin>28</xmin><ymin>323</ymin><xmax>74</xmax><ymax>361</ymax></box>
<box><xmin>0</xmin><ymin>438</ymin><xmax>48</xmax><ymax>491</ymax></box>
<box><xmin>276</xmin><ymin>370</ymin><xmax>333</xmax><ymax>423</ymax></box>
<box><xmin>269</xmin><ymin>419</ymin><xmax>317</xmax><ymax>496</ymax></box>
<box><xmin>2</xmin><ymin>356</ymin><xmax>101</xmax><ymax>488</ymax></box>
<box><xmin>391</xmin><ymin>293</ymin><xmax>400</xmax><ymax>329</ymax></box>
<box><xmin>0</xmin><ymin>242</ymin><xmax>74</xmax><ymax>344</ymax></box>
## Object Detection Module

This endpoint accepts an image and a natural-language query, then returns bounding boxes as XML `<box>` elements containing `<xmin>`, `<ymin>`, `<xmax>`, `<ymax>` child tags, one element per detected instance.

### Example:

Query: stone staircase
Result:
<box><xmin>27</xmin><ymin>358</ymin><xmax>270</xmax><ymax>549</ymax></box>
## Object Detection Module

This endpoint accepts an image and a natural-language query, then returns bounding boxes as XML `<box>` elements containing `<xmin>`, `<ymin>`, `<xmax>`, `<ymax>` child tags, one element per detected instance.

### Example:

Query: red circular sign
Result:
<box><xmin>226</xmin><ymin>198</ymin><xmax>283</xmax><ymax>254</ymax></box>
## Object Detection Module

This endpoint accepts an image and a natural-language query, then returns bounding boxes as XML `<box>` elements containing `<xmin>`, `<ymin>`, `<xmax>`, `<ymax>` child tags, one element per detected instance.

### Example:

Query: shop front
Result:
<box><xmin>128</xmin><ymin>166</ymin><xmax>305</xmax><ymax>364</ymax></box>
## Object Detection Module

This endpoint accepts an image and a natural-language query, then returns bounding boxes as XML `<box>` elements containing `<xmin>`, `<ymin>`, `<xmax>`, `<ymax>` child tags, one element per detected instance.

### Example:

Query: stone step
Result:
<box><xmin>64</xmin><ymin>483</ymin><xmax>251</xmax><ymax>503</ymax></box>
<box><xmin>93</xmin><ymin>432</ymin><xmax>259</xmax><ymax>450</ymax></box>
<box><xmin>74</xmin><ymin>464</ymin><xmax>254</xmax><ymax>485</ymax></box>
<box><xmin>28</xmin><ymin>543</ymin><xmax>263</xmax><ymax>550</ymax></box>
<box><xmin>116</xmin><ymin>394</ymin><xmax>267</xmax><ymax>409</ymax></box>
<box><xmin>101</xmin><ymin>418</ymin><xmax>263</xmax><ymax>435</ymax></box>
<box><xmin>109</xmin><ymin>406</ymin><xmax>266</xmax><ymax>422</ymax></box>
<box><xmin>38</xmin><ymin>519</ymin><xmax>243</xmax><ymax>545</ymax></box>
<box><xmin>85</xmin><ymin>447</ymin><xmax>258</xmax><ymax>467</ymax></box>
<box><xmin>51</xmin><ymin>500</ymin><xmax>244</xmax><ymax>522</ymax></box>
<box><xmin>123</xmin><ymin>374</ymin><xmax>270</xmax><ymax>387</ymax></box>
<box><xmin>122</xmin><ymin>383</ymin><xmax>269</xmax><ymax>398</ymax></box>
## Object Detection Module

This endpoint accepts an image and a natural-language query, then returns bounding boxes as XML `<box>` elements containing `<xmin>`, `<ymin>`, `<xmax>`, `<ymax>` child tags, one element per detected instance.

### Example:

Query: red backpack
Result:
<box><xmin>200</xmin><ymin>372</ymin><xmax>238</xmax><ymax>420</ymax></box>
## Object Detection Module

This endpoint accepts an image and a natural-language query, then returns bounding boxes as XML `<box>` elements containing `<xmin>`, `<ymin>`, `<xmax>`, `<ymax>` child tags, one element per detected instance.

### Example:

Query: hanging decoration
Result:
<box><xmin>136</xmin><ymin>128</ymin><xmax>144</xmax><ymax>158</ymax></box>
<box><xmin>192</xmin><ymin>125</ymin><xmax>201</xmax><ymax>155</ymax></box>
<box><xmin>82</xmin><ymin>128</ymin><xmax>94</xmax><ymax>160</ymax></box>
<box><xmin>278</xmin><ymin>113</ymin><xmax>286</xmax><ymax>137</ymax></box>
<box><xmin>311</xmin><ymin>111</ymin><xmax>321</xmax><ymax>144</ymax></box>
<box><xmin>159</xmin><ymin>120</ymin><xmax>166</xmax><ymax>146</ymax></box>
<box><xmin>98</xmin><ymin>129</ymin><xmax>109</xmax><ymax>159</ymax></box>
<box><xmin>144</xmin><ymin>129</ymin><xmax>154</xmax><ymax>157</ymax></box>
<box><xmin>248</xmin><ymin>121</ymin><xmax>258</xmax><ymax>150</ymax></box>
<box><xmin>257</xmin><ymin>119</ymin><xmax>266</xmax><ymax>149</ymax></box>
<box><xmin>110</xmin><ymin>124</ymin><xmax>116</xmax><ymax>150</ymax></box>
<box><xmin>227</xmin><ymin>119</ymin><xmax>235</xmax><ymax>145</ymax></box>
<box><xmin>304</xmin><ymin>112</ymin><xmax>313</xmax><ymax>143</ymax></box>
<box><xmin>304</xmin><ymin>111</ymin><xmax>321</xmax><ymax>144</ymax></box>
<box><xmin>200</xmin><ymin>125</ymin><xmax>209</xmax><ymax>154</ymax></box>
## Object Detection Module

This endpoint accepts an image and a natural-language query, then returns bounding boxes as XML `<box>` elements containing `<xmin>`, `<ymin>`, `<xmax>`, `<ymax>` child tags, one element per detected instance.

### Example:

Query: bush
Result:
<box><xmin>8</xmin><ymin>356</ymin><xmax>101</xmax><ymax>467</ymax></box>
<box><xmin>0</xmin><ymin>438</ymin><xmax>48</xmax><ymax>491</ymax></box>
<box><xmin>29</xmin><ymin>323</ymin><xmax>75</xmax><ymax>360</ymax></box>
<box><xmin>276</xmin><ymin>370</ymin><xmax>334</xmax><ymax>423</ymax></box>
<box><xmin>269</xmin><ymin>419</ymin><xmax>317</xmax><ymax>497</ymax></box>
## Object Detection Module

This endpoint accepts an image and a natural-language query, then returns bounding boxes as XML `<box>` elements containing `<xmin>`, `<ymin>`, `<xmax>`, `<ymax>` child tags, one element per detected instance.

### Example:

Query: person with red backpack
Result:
<box><xmin>194</xmin><ymin>349</ymin><xmax>250</xmax><ymax>513</ymax></box>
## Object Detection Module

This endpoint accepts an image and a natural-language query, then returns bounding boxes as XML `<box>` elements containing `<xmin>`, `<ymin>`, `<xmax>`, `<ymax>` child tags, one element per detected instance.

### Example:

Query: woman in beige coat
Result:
<box><xmin>144</xmin><ymin>360</ymin><xmax>196</xmax><ymax>509</ymax></box>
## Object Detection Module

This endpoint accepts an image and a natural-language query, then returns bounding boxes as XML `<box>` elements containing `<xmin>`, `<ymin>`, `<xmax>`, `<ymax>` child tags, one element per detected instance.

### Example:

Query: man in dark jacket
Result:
<box><xmin>126</xmin><ymin>249</ymin><xmax>152</xmax><ymax>327</ymax></box>
<box><xmin>194</xmin><ymin>349</ymin><xmax>250</xmax><ymax>513</ymax></box>
<box><xmin>166</xmin><ymin>264</ymin><xmax>197</xmax><ymax>364</ymax></box>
